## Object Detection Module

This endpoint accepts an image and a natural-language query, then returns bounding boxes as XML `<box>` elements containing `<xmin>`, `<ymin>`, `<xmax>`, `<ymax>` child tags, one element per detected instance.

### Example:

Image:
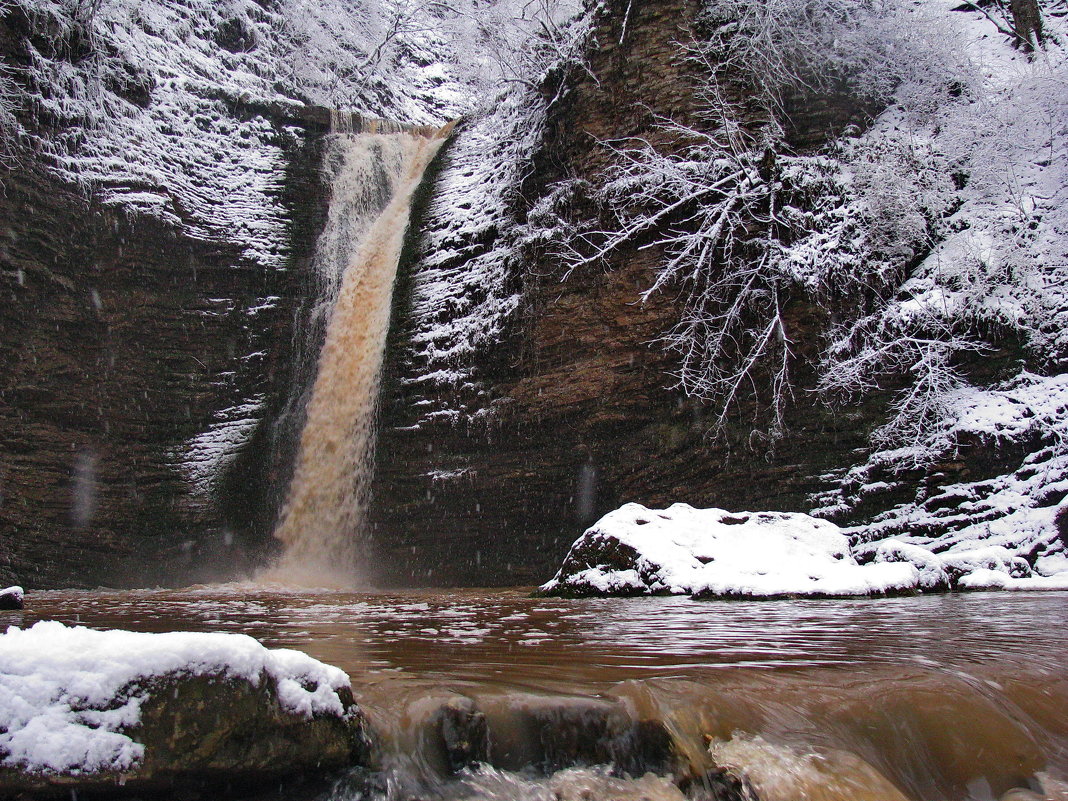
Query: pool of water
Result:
<box><xmin>4</xmin><ymin>587</ymin><xmax>1068</xmax><ymax>800</ymax></box>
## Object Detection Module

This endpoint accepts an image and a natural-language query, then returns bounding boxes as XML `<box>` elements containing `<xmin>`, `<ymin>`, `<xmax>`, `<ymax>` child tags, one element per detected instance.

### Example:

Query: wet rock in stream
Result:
<box><xmin>435</xmin><ymin>698</ymin><xmax>490</xmax><ymax>772</ymax></box>
<box><xmin>457</xmin><ymin>765</ymin><xmax>692</xmax><ymax>801</ymax></box>
<box><xmin>465</xmin><ymin>694</ymin><xmax>676</xmax><ymax>777</ymax></box>
<box><xmin>343</xmin><ymin>693</ymin><xmax>687</xmax><ymax>800</ymax></box>
<box><xmin>999</xmin><ymin>790</ymin><xmax>1046</xmax><ymax>801</ymax></box>
<box><xmin>706</xmin><ymin>735</ymin><xmax>911</xmax><ymax>801</ymax></box>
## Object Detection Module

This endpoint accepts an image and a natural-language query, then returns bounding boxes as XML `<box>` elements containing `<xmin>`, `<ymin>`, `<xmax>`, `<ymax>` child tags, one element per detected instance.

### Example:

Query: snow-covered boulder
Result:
<box><xmin>870</xmin><ymin>542</ymin><xmax>950</xmax><ymax>592</ymax></box>
<box><xmin>861</xmin><ymin>539</ymin><xmax>1068</xmax><ymax>592</ymax></box>
<box><xmin>541</xmin><ymin>503</ymin><xmax>1068</xmax><ymax>599</ymax></box>
<box><xmin>0</xmin><ymin>622</ymin><xmax>368</xmax><ymax>796</ymax></box>
<box><xmin>0</xmin><ymin>587</ymin><xmax>22</xmax><ymax>610</ymax></box>
<box><xmin>938</xmin><ymin>545</ymin><xmax>1032</xmax><ymax>584</ymax></box>
<box><xmin>539</xmin><ymin>503</ymin><xmax>920</xmax><ymax>599</ymax></box>
<box><xmin>1035</xmin><ymin>553</ymin><xmax>1068</xmax><ymax>577</ymax></box>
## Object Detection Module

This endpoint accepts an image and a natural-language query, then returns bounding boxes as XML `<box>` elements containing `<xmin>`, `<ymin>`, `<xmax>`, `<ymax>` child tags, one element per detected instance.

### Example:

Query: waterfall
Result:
<box><xmin>263</xmin><ymin>125</ymin><xmax>450</xmax><ymax>588</ymax></box>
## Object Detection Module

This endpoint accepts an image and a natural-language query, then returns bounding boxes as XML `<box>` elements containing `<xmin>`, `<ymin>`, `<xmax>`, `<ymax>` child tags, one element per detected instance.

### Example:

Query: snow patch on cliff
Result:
<box><xmin>4</xmin><ymin>0</ymin><xmax>468</xmax><ymax>269</ymax></box>
<box><xmin>177</xmin><ymin>394</ymin><xmax>266</xmax><ymax>496</ymax></box>
<box><xmin>396</xmin><ymin>87</ymin><xmax>548</xmax><ymax>419</ymax></box>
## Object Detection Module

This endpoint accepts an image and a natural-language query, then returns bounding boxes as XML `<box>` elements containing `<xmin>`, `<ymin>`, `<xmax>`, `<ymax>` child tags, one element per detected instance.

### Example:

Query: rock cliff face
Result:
<box><xmin>367</xmin><ymin>0</ymin><xmax>883</xmax><ymax>586</ymax></box>
<box><xmin>0</xmin><ymin>133</ymin><xmax>325</xmax><ymax>588</ymax></box>
<box><xmin>0</xmin><ymin>0</ymin><xmax>462</xmax><ymax>589</ymax></box>
<box><xmin>4</xmin><ymin>0</ymin><xmax>1060</xmax><ymax>589</ymax></box>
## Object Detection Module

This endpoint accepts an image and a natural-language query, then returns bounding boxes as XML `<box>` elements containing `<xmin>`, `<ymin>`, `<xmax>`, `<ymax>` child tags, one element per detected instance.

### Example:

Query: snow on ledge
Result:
<box><xmin>539</xmin><ymin>503</ymin><xmax>1068</xmax><ymax>599</ymax></box>
<box><xmin>0</xmin><ymin>621</ymin><xmax>352</xmax><ymax>776</ymax></box>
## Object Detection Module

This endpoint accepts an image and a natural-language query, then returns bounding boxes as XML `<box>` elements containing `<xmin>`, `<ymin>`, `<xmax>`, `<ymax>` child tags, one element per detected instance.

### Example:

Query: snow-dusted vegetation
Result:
<box><xmin>555</xmin><ymin>0</ymin><xmax>1065</xmax><ymax>443</ymax></box>
<box><xmin>518</xmin><ymin>0</ymin><xmax>1068</xmax><ymax>569</ymax></box>
<box><xmin>803</xmin><ymin>0</ymin><xmax>1068</xmax><ymax>567</ymax></box>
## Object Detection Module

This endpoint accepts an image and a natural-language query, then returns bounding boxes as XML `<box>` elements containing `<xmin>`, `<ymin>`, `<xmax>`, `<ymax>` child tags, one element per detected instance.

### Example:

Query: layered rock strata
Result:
<box><xmin>367</xmin><ymin>0</ymin><xmax>882</xmax><ymax>586</ymax></box>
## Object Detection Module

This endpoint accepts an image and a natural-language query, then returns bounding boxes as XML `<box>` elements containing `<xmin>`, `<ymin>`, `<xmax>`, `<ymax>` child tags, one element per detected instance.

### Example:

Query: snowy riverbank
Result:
<box><xmin>540</xmin><ymin>503</ymin><xmax>1068</xmax><ymax>599</ymax></box>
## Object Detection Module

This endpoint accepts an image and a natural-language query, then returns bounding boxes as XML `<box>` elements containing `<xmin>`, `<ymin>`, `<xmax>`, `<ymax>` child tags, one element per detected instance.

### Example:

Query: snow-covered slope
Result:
<box><xmin>813</xmin><ymin>373</ymin><xmax>1068</xmax><ymax>560</ymax></box>
<box><xmin>3</xmin><ymin>0</ymin><xmax>468</xmax><ymax>269</ymax></box>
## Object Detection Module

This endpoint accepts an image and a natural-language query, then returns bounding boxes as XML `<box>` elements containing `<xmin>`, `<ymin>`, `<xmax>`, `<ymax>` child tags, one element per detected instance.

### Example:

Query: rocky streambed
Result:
<box><xmin>2</xmin><ymin>587</ymin><xmax>1067</xmax><ymax>800</ymax></box>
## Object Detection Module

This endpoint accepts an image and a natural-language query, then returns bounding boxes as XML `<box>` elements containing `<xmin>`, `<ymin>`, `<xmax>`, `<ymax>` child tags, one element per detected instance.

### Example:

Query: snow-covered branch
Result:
<box><xmin>549</xmin><ymin>0</ymin><xmax>1068</xmax><ymax>457</ymax></box>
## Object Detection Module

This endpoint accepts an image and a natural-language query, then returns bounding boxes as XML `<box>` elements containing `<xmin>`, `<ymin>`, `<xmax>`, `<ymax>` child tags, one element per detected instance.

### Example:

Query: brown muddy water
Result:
<box><xmin>3</xmin><ymin>587</ymin><xmax>1067</xmax><ymax>801</ymax></box>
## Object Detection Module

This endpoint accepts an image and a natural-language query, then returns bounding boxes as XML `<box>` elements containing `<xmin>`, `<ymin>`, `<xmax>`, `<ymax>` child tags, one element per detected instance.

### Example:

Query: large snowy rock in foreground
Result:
<box><xmin>0</xmin><ymin>622</ymin><xmax>367</xmax><ymax>797</ymax></box>
<box><xmin>539</xmin><ymin>504</ymin><xmax>920</xmax><ymax>599</ymax></box>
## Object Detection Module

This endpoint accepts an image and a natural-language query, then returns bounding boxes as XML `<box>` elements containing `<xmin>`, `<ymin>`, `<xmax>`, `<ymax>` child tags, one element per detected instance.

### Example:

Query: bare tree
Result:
<box><xmin>551</xmin><ymin>0</ymin><xmax>952</xmax><ymax>439</ymax></box>
<box><xmin>1010</xmin><ymin>0</ymin><xmax>1044</xmax><ymax>50</ymax></box>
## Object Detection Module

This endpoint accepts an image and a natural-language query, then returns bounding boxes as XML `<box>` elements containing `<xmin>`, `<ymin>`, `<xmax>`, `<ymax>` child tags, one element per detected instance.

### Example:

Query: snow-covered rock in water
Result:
<box><xmin>0</xmin><ymin>587</ymin><xmax>22</xmax><ymax>610</ymax></box>
<box><xmin>539</xmin><ymin>503</ymin><xmax>920</xmax><ymax>599</ymax></box>
<box><xmin>937</xmin><ymin>545</ymin><xmax>1032</xmax><ymax>584</ymax></box>
<box><xmin>870</xmin><ymin>542</ymin><xmax>950</xmax><ymax>591</ymax></box>
<box><xmin>0</xmin><ymin>622</ymin><xmax>367</xmax><ymax>796</ymax></box>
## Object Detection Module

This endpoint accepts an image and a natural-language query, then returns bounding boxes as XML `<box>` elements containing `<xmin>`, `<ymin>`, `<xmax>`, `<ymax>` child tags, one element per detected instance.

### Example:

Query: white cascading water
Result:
<box><xmin>263</xmin><ymin>125</ymin><xmax>450</xmax><ymax>588</ymax></box>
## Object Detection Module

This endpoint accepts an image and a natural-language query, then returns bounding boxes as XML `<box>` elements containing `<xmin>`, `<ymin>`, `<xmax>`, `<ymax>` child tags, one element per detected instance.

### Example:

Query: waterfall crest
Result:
<box><xmin>263</xmin><ymin>125</ymin><xmax>450</xmax><ymax>588</ymax></box>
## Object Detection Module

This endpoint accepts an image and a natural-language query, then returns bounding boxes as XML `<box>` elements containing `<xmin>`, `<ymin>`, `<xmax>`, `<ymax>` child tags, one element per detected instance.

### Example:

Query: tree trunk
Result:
<box><xmin>1010</xmin><ymin>0</ymin><xmax>1043</xmax><ymax>52</ymax></box>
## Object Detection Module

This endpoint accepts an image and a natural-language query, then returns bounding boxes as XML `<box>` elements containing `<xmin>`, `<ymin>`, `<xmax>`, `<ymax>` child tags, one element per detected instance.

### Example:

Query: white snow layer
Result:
<box><xmin>395</xmin><ymin>88</ymin><xmax>548</xmax><ymax>423</ymax></box>
<box><xmin>0</xmin><ymin>621</ymin><xmax>352</xmax><ymax>776</ymax></box>
<box><xmin>541</xmin><ymin>503</ymin><xmax>1068</xmax><ymax>598</ymax></box>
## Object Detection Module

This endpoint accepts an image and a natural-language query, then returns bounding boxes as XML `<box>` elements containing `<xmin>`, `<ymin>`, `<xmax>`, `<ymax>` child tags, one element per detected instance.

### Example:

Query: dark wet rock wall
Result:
<box><xmin>0</xmin><ymin>124</ymin><xmax>329</xmax><ymax>589</ymax></box>
<box><xmin>366</xmin><ymin>0</ymin><xmax>886</xmax><ymax>587</ymax></box>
